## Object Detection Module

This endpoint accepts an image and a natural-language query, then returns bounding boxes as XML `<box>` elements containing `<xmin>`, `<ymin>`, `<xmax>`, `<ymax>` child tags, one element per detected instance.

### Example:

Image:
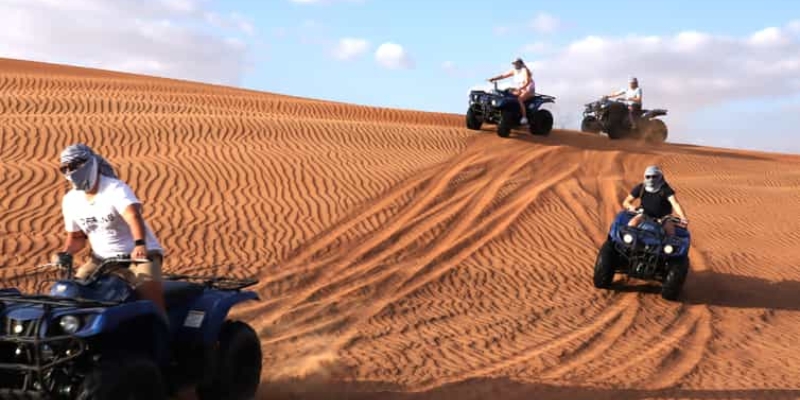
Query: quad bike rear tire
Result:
<box><xmin>529</xmin><ymin>109</ymin><xmax>553</xmax><ymax>136</ymax></box>
<box><xmin>644</xmin><ymin>119</ymin><xmax>668</xmax><ymax>143</ymax></box>
<box><xmin>466</xmin><ymin>108</ymin><xmax>482</xmax><ymax>130</ymax></box>
<box><xmin>593</xmin><ymin>239</ymin><xmax>618</xmax><ymax>289</ymax></box>
<box><xmin>661</xmin><ymin>257</ymin><xmax>689</xmax><ymax>301</ymax></box>
<box><xmin>198</xmin><ymin>321</ymin><xmax>263</xmax><ymax>400</ymax></box>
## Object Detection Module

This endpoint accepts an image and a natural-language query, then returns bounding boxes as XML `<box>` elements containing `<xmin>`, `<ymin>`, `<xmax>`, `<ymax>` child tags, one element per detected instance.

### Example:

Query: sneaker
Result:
<box><xmin>520</xmin><ymin>117</ymin><xmax>528</xmax><ymax>125</ymax></box>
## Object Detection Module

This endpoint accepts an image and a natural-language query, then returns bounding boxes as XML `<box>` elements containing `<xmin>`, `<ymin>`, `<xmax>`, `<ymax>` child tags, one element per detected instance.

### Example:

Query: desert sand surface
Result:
<box><xmin>3</xmin><ymin>58</ymin><xmax>800</xmax><ymax>400</ymax></box>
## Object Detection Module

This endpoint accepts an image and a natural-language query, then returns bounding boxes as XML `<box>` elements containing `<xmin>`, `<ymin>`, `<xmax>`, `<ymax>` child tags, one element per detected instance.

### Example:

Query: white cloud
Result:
<box><xmin>671</xmin><ymin>31</ymin><xmax>710</xmax><ymax>52</ymax></box>
<box><xmin>375</xmin><ymin>42</ymin><xmax>413</xmax><ymax>69</ymax></box>
<box><xmin>520</xmin><ymin>24</ymin><xmax>800</xmax><ymax>146</ymax></box>
<box><xmin>789</xmin><ymin>20</ymin><xmax>800</xmax><ymax>33</ymax></box>
<box><xmin>0</xmin><ymin>0</ymin><xmax>255</xmax><ymax>86</ymax></box>
<box><xmin>521</xmin><ymin>41</ymin><xmax>550</xmax><ymax>54</ymax></box>
<box><xmin>332</xmin><ymin>37</ymin><xmax>369</xmax><ymax>60</ymax></box>
<box><xmin>748</xmin><ymin>26</ymin><xmax>791</xmax><ymax>47</ymax></box>
<box><xmin>442</xmin><ymin>61</ymin><xmax>456</xmax><ymax>71</ymax></box>
<box><xmin>530</xmin><ymin>12</ymin><xmax>560</xmax><ymax>34</ymax></box>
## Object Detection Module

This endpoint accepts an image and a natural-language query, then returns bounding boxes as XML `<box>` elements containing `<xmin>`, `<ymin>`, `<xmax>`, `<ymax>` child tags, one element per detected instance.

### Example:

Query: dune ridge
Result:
<box><xmin>2</xmin><ymin>58</ymin><xmax>800</xmax><ymax>399</ymax></box>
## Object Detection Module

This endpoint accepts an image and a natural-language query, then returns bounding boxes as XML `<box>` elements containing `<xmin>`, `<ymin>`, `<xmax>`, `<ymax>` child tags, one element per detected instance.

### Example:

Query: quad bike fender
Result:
<box><xmin>0</xmin><ymin>288</ymin><xmax>21</xmax><ymax>296</ymax></box>
<box><xmin>78</xmin><ymin>301</ymin><xmax>170</xmax><ymax>337</ymax></box>
<box><xmin>641</xmin><ymin>109</ymin><xmax>667</xmax><ymax>118</ymax></box>
<box><xmin>608</xmin><ymin>210</ymin><xmax>634</xmax><ymax>241</ymax></box>
<box><xmin>179</xmin><ymin>290</ymin><xmax>259</xmax><ymax>344</ymax></box>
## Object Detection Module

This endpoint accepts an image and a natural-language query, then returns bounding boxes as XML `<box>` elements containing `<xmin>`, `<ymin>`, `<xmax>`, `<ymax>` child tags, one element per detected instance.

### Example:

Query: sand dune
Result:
<box><xmin>2</xmin><ymin>58</ymin><xmax>800</xmax><ymax>399</ymax></box>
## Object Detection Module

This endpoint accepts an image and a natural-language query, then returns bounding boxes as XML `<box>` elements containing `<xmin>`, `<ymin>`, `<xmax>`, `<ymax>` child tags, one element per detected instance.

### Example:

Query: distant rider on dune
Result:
<box><xmin>608</xmin><ymin>77</ymin><xmax>642</xmax><ymax>129</ymax></box>
<box><xmin>622</xmin><ymin>165</ymin><xmax>689</xmax><ymax>237</ymax></box>
<box><xmin>487</xmin><ymin>57</ymin><xmax>536</xmax><ymax>125</ymax></box>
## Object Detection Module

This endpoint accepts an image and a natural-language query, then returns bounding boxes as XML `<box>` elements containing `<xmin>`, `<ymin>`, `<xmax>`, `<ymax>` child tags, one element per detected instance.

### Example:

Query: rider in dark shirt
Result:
<box><xmin>622</xmin><ymin>165</ymin><xmax>689</xmax><ymax>236</ymax></box>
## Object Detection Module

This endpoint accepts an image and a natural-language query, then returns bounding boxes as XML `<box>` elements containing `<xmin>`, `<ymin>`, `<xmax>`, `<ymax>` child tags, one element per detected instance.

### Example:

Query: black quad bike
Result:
<box><xmin>580</xmin><ymin>96</ymin><xmax>668</xmax><ymax>143</ymax></box>
<box><xmin>466</xmin><ymin>82</ymin><xmax>555</xmax><ymax>138</ymax></box>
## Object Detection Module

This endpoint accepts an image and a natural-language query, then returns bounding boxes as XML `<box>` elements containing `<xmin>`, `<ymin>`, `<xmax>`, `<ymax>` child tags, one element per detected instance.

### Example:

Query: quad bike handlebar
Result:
<box><xmin>626</xmin><ymin>208</ymin><xmax>688</xmax><ymax>227</ymax></box>
<box><xmin>41</xmin><ymin>254</ymin><xmax>150</xmax><ymax>284</ymax></box>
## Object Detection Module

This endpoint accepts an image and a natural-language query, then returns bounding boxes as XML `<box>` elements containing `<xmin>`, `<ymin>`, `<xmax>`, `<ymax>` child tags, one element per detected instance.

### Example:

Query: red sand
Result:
<box><xmin>2</xmin><ymin>58</ymin><xmax>800</xmax><ymax>400</ymax></box>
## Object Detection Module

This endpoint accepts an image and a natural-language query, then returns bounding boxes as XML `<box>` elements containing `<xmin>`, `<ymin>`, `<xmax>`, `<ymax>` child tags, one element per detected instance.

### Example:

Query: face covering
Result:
<box><xmin>643</xmin><ymin>173</ymin><xmax>664</xmax><ymax>192</ymax></box>
<box><xmin>63</xmin><ymin>156</ymin><xmax>99</xmax><ymax>191</ymax></box>
<box><xmin>59</xmin><ymin>143</ymin><xmax>118</xmax><ymax>191</ymax></box>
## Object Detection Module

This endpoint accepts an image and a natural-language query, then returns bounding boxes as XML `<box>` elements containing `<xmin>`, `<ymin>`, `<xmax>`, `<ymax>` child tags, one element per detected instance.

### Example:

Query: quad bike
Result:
<box><xmin>0</xmin><ymin>254</ymin><xmax>262</xmax><ymax>399</ymax></box>
<box><xmin>581</xmin><ymin>96</ymin><xmax>669</xmax><ymax>143</ymax></box>
<box><xmin>593</xmin><ymin>209</ymin><xmax>691</xmax><ymax>301</ymax></box>
<box><xmin>466</xmin><ymin>81</ymin><xmax>556</xmax><ymax>138</ymax></box>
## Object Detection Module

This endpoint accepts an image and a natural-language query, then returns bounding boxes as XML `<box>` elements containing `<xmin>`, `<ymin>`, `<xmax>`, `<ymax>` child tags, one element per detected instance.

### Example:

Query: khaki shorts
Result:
<box><xmin>75</xmin><ymin>251</ymin><xmax>163</xmax><ymax>287</ymax></box>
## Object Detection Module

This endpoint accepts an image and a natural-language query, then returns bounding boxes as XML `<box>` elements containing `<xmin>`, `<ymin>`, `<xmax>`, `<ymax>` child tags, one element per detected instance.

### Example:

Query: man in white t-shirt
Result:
<box><xmin>608</xmin><ymin>77</ymin><xmax>643</xmax><ymax>129</ymax></box>
<box><xmin>54</xmin><ymin>143</ymin><xmax>166</xmax><ymax>313</ymax></box>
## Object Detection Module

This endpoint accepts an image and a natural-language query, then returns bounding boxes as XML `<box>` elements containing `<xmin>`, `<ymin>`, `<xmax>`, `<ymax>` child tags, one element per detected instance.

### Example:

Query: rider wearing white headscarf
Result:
<box><xmin>54</xmin><ymin>143</ymin><xmax>166</xmax><ymax>313</ymax></box>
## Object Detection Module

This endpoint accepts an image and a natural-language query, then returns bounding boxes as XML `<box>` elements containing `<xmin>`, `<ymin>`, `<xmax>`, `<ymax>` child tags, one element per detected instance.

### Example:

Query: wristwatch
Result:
<box><xmin>134</xmin><ymin>239</ymin><xmax>146</xmax><ymax>246</ymax></box>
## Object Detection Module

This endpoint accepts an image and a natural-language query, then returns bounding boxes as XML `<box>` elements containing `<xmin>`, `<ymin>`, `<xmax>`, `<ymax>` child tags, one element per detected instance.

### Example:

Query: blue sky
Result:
<box><xmin>1</xmin><ymin>0</ymin><xmax>798</xmax><ymax>153</ymax></box>
<box><xmin>232</xmin><ymin>0</ymin><xmax>800</xmax><ymax>153</ymax></box>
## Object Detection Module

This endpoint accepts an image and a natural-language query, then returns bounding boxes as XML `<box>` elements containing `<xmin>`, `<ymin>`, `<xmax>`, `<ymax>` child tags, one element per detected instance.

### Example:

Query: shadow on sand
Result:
<box><xmin>681</xmin><ymin>270</ymin><xmax>800</xmax><ymax>312</ymax></box>
<box><xmin>604</xmin><ymin>270</ymin><xmax>800</xmax><ymax>312</ymax></box>
<box><xmin>256</xmin><ymin>376</ymin><xmax>800</xmax><ymax>400</ymax></box>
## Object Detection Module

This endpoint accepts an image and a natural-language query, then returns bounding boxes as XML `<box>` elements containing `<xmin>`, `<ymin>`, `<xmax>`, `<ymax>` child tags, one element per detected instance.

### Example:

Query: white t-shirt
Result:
<box><xmin>513</xmin><ymin>68</ymin><xmax>535</xmax><ymax>91</ymax></box>
<box><xmin>62</xmin><ymin>176</ymin><xmax>163</xmax><ymax>259</ymax></box>
<box><xmin>621</xmin><ymin>87</ymin><xmax>642</xmax><ymax>105</ymax></box>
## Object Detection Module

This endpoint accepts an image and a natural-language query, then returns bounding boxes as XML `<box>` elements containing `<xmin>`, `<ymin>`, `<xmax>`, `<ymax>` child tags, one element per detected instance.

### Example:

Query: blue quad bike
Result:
<box><xmin>466</xmin><ymin>81</ymin><xmax>556</xmax><ymax>138</ymax></box>
<box><xmin>593</xmin><ymin>209</ymin><xmax>691</xmax><ymax>301</ymax></box>
<box><xmin>0</xmin><ymin>254</ymin><xmax>262</xmax><ymax>399</ymax></box>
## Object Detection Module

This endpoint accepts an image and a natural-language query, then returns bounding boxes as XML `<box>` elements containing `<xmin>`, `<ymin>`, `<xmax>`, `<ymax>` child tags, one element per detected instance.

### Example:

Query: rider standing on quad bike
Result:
<box><xmin>54</xmin><ymin>143</ymin><xmax>167</xmax><ymax>313</ymax></box>
<box><xmin>622</xmin><ymin>165</ymin><xmax>689</xmax><ymax>237</ymax></box>
<box><xmin>487</xmin><ymin>57</ymin><xmax>536</xmax><ymax>125</ymax></box>
<box><xmin>608</xmin><ymin>77</ymin><xmax>642</xmax><ymax>129</ymax></box>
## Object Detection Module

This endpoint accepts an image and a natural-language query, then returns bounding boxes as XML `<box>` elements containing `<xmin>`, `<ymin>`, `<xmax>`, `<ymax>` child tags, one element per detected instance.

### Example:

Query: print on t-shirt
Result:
<box><xmin>78</xmin><ymin>213</ymin><xmax>118</xmax><ymax>233</ymax></box>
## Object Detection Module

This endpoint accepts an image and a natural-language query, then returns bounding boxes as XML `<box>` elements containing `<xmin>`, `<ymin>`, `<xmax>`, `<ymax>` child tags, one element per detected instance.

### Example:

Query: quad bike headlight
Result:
<box><xmin>623</xmin><ymin>233</ymin><xmax>634</xmax><ymax>244</ymax></box>
<box><xmin>59</xmin><ymin>315</ymin><xmax>80</xmax><ymax>334</ymax></box>
<box><xmin>663</xmin><ymin>244</ymin><xmax>674</xmax><ymax>254</ymax></box>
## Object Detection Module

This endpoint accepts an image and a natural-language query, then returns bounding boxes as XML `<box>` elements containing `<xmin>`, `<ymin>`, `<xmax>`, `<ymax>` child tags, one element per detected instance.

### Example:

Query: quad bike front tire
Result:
<box><xmin>593</xmin><ymin>239</ymin><xmax>618</xmax><ymax>289</ymax></box>
<box><xmin>497</xmin><ymin>110</ymin><xmax>516</xmax><ymax>138</ymax></box>
<box><xmin>580</xmin><ymin>116</ymin><xmax>602</xmax><ymax>133</ymax></box>
<box><xmin>198</xmin><ymin>320</ymin><xmax>263</xmax><ymax>400</ymax></box>
<box><xmin>661</xmin><ymin>257</ymin><xmax>689</xmax><ymax>301</ymax></box>
<box><xmin>466</xmin><ymin>108</ymin><xmax>483</xmax><ymax>130</ymax></box>
<box><xmin>77</xmin><ymin>354</ymin><xmax>166</xmax><ymax>400</ymax></box>
<box><xmin>529</xmin><ymin>109</ymin><xmax>553</xmax><ymax>136</ymax></box>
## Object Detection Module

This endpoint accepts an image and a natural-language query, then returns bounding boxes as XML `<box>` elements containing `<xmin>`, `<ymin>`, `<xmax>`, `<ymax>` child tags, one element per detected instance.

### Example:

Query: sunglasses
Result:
<box><xmin>644</xmin><ymin>174</ymin><xmax>660</xmax><ymax>179</ymax></box>
<box><xmin>59</xmin><ymin>158</ymin><xmax>87</xmax><ymax>174</ymax></box>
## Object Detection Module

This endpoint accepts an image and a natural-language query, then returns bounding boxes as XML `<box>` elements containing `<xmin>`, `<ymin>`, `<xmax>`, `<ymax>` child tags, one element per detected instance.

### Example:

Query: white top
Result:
<box><xmin>620</xmin><ymin>86</ymin><xmax>642</xmax><ymax>105</ymax></box>
<box><xmin>513</xmin><ymin>68</ymin><xmax>535</xmax><ymax>91</ymax></box>
<box><xmin>62</xmin><ymin>176</ymin><xmax>163</xmax><ymax>259</ymax></box>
